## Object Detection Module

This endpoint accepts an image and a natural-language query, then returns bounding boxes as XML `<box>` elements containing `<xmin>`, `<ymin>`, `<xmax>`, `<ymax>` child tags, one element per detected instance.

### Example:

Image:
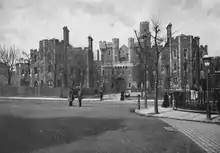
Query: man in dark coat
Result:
<box><xmin>99</xmin><ymin>86</ymin><xmax>103</xmax><ymax>101</ymax></box>
<box><xmin>68</xmin><ymin>88</ymin><xmax>73</xmax><ymax>106</ymax></box>
<box><xmin>78</xmin><ymin>88</ymin><xmax>83</xmax><ymax>107</ymax></box>
<box><xmin>162</xmin><ymin>92</ymin><xmax>169</xmax><ymax>107</ymax></box>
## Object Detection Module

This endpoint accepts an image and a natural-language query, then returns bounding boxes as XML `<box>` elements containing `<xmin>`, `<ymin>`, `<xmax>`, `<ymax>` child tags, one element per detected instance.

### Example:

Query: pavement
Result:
<box><xmin>135</xmin><ymin>106</ymin><xmax>220</xmax><ymax>124</ymax></box>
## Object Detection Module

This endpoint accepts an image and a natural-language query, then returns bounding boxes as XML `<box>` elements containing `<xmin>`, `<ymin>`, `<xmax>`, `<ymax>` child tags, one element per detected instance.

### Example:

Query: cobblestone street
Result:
<box><xmin>161</xmin><ymin>118</ymin><xmax>220</xmax><ymax>153</ymax></box>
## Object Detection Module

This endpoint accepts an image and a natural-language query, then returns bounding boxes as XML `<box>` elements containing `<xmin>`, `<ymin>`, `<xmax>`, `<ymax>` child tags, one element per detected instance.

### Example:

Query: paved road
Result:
<box><xmin>0</xmin><ymin>99</ymin><xmax>204</xmax><ymax>153</ymax></box>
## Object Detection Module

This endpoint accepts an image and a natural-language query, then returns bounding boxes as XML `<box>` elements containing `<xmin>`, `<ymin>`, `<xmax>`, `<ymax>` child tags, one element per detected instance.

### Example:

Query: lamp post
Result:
<box><xmin>202</xmin><ymin>55</ymin><xmax>211</xmax><ymax>120</ymax></box>
<box><xmin>184</xmin><ymin>56</ymin><xmax>187</xmax><ymax>103</ymax></box>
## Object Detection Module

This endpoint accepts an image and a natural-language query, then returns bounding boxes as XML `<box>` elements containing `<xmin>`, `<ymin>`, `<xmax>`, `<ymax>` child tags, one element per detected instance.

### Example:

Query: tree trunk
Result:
<box><xmin>54</xmin><ymin>73</ymin><xmax>56</xmax><ymax>87</ymax></box>
<box><xmin>141</xmin><ymin>84</ymin><xmax>143</xmax><ymax>97</ymax></box>
<box><xmin>7</xmin><ymin>70</ymin><xmax>11</xmax><ymax>85</ymax></box>
<box><xmin>155</xmin><ymin>56</ymin><xmax>159</xmax><ymax>114</ymax></box>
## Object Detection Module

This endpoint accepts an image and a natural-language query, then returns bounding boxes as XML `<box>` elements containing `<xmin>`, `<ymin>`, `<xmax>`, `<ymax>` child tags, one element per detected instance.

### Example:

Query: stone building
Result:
<box><xmin>99</xmin><ymin>21</ymin><xmax>152</xmax><ymax>92</ymax></box>
<box><xmin>161</xmin><ymin>23</ymin><xmax>208</xmax><ymax>91</ymax></box>
<box><xmin>29</xmin><ymin>27</ymin><xmax>94</xmax><ymax>88</ymax></box>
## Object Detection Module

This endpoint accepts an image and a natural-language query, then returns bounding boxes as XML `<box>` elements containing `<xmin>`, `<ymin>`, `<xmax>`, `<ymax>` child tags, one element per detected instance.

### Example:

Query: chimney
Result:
<box><xmin>97</xmin><ymin>49</ymin><xmax>100</xmax><ymax>61</ymax></box>
<box><xmin>63</xmin><ymin>26</ymin><xmax>69</xmax><ymax>46</ymax></box>
<box><xmin>88</xmin><ymin>36</ymin><xmax>93</xmax><ymax>52</ymax></box>
<box><xmin>166</xmin><ymin>23</ymin><xmax>172</xmax><ymax>44</ymax></box>
<box><xmin>139</xmin><ymin>21</ymin><xmax>149</xmax><ymax>36</ymax></box>
<box><xmin>205</xmin><ymin>45</ymin><xmax>208</xmax><ymax>55</ymax></box>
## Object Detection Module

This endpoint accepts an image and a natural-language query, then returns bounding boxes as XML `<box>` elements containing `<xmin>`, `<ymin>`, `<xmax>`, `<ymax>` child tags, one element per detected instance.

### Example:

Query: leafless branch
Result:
<box><xmin>0</xmin><ymin>45</ymin><xmax>19</xmax><ymax>84</ymax></box>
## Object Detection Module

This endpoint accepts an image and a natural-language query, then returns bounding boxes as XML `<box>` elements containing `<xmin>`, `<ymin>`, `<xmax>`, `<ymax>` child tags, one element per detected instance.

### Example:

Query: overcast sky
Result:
<box><xmin>0</xmin><ymin>0</ymin><xmax>220</xmax><ymax>58</ymax></box>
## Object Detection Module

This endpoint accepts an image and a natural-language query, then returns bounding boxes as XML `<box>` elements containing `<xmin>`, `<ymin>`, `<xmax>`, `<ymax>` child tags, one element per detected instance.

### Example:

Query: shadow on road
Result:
<box><xmin>0</xmin><ymin>115</ymin><xmax>124</xmax><ymax>153</ymax></box>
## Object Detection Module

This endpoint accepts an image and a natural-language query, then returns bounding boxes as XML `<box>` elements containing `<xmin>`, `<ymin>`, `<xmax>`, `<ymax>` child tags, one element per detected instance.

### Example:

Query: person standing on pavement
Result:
<box><xmin>78</xmin><ymin>87</ymin><xmax>83</xmax><ymax>107</ymax></box>
<box><xmin>162</xmin><ymin>92</ymin><xmax>169</xmax><ymax>107</ymax></box>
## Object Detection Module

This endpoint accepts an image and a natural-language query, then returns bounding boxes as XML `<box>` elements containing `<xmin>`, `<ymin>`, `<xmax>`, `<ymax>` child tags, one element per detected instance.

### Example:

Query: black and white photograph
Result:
<box><xmin>0</xmin><ymin>0</ymin><xmax>220</xmax><ymax>152</ymax></box>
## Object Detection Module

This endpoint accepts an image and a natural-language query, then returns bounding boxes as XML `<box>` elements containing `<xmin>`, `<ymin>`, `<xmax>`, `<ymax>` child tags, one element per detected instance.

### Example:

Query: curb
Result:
<box><xmin>0</xmin><ymin>97</ymin><xmax>163</xmax><ymax>102</ymax></box>
<box><xmin>176</xmin><ymin>108</ymin><xmax>220</xmax><ymax>115</ymax></box>
<box><xmin>135</xmin><ymin>109</ymin><xmax>220</xmax><ymax>125</ymax></box>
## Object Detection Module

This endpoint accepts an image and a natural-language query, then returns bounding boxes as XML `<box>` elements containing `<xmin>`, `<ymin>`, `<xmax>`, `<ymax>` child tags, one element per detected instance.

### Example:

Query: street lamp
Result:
<box><xmin>202</xmin><ymin>54</ymin><xmax>212</xmax><ymax>120</ymax></box>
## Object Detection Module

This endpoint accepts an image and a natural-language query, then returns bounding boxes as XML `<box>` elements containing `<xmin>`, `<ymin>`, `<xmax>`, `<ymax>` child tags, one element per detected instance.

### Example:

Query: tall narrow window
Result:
<box><xmin>184</xmin><ymin>48</ymin><xmax>188</xmax><ymax>59</ymax></box>
<box><xmin>174</xmin><ymin>63</ymin><xmax>177</xmax><ymax>70</ymax></box>
<box><xmin>173</xmin><ymin>49</ymin><xmax>177</xmax><ymax>58</ymax></box>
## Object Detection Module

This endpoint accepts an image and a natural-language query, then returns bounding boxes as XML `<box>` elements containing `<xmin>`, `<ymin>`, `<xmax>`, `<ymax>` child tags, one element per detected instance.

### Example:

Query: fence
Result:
<box><xmin>174</xmin><ymin>91</ymin><xmax>220</xmax><ymax>113</ymax></box>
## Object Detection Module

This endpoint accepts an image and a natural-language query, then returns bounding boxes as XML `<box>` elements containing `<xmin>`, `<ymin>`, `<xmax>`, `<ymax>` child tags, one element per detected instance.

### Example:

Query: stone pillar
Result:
<box><xmin>128</xmin><ymin>38</ymin><xmax>134</xmax><ymax>63</ymax></box>
<box><xmin>97</xmin><ymin>49</ymin><xmax>100</xmax><ymax>61</ymax></box>
<box><xmin>112</xmin><ymin>38</ymin><xmax>119</xmax><ymax>64</ymax></box>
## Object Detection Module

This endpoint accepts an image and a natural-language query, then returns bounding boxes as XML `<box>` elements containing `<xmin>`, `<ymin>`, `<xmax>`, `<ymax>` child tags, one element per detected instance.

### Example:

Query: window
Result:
<box><xmin>109</xmin><ymin>50</ymin><xmax>111</xmax><ymax>55</ymax></box>
<box><xmin>184</xmin><ymin>48</ymin><xmax>188</xmax><ymax>59</ymax></box>
<box><xmin>174</xmin><ymin>78</ymin><xmax>178</xmax><ymax>83</ymax></box>
<box><xmin>193</xmin><ymin>62</ymin><xmax>196</xmax><ymax>71</ymax></box>
<box><xmin>112</xmin><ymin>69</ymin><xmax>114</xmax><ymax>75</ymax></box>
<box><xmin>128</xmin><ymin>70</ymin><xmax>131</xmax><ymax>75</ymax></box>
<box><xmin>128</xmin><ymin>82</ymin><xmax>131</xmax><ymax>88</ymax></box>
<box><xmin>34</xmin><ymin>67</ymin><xmax>38</xmax><ymax>74</ymax></box>
<box><xmin>174</xmin><ymin>63</ymin><xmax>177</xmax><ymax>70</ymax></box>
<box><xmin>122</xmin><ymin>69</ymin><xmax>124</xmax><ymax>74</ymax></box>
<box><xmin>173</xmin><ymin>49</ymin><xmax>177</xmax><ymax>57</ymax></box>
<box><xmin>102</xmin><ymin>70</ymin><xmax>104</xmax><ymax>75</ymax></box>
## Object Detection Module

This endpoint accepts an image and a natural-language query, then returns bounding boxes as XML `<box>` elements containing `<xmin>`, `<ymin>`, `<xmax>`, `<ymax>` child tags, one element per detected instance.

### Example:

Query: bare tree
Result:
<box><xmin>134</xmin><ymin>30</ymin><xmax>149</xmax><ymax>108</ymax></box>
<box><xmin>146</xmin><ymin>19</ymin><xmax>168</xmax><ymax>114</ymax></box>
<box><xmin>69</xmin><ymin>52</ymin><xmax>87</xmax><ymax>92</ymax></box>
<box><xmin>21</xmin><ymin>51</ymin><xmax>31</xmax><ymax>84</ymax></box>
<box><xmin>0</xmin><ymin>45</ymin><xmax>19</xmax><ymax>85</ymax></box>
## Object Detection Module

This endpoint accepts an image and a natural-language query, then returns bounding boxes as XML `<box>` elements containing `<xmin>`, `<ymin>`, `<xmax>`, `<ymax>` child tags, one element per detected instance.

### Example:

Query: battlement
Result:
<box><xmin>99</xmin><ymin>41</ymin><xmax>107</xmax><ymax>49</ymax></box>
<box><xmin>140</xmin><ymin>21</ymin><xmax>150</xmax><ymax>25</ymax></box>
<box><xmin>128</xmin><ymin>38</ymin><xmax>134</xmax><ymax>48</ymax></box>
<box><xmin>107</xmin><ymin>42</ymin><xmax>113</xmax><ymax>48</ymax></box>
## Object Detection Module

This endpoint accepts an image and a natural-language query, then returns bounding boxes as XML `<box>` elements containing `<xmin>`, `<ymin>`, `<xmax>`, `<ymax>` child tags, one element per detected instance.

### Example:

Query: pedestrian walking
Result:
<box><xmin>99</xmin><ymin>86</ymin><xmax>103</xmax><ymax>101</ymax></box>
<box><xmin>68</xmin><ymin>88</ymin><xmax>73</xmax><ymax>107</ymax></box>
<box><xmin>78</xmin><ymin>89</ymin><xmax>83</xmax><ymax>107</ymax></box>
